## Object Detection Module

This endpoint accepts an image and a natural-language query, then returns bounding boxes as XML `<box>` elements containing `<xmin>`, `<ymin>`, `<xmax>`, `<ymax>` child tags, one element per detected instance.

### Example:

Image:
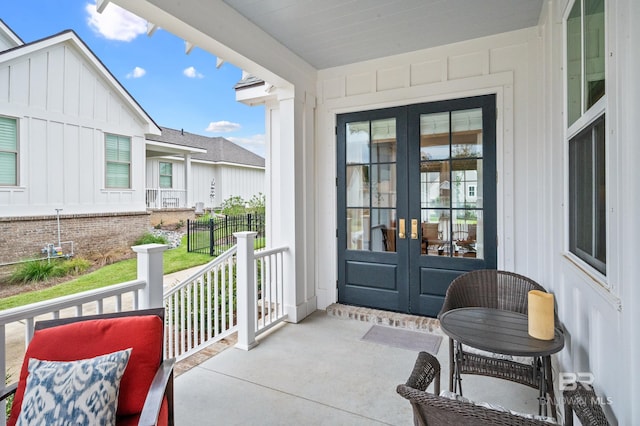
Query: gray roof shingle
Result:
<box><xmin>147</xmin><ymin>127</ymin><xmax>264</xmax><ymax>168</ymax></box>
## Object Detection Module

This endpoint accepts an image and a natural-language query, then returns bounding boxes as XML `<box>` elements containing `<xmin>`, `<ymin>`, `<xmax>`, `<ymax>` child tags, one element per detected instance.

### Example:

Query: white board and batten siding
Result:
<box><xmin>147</xmin><ymin>158</ymin><xmax>265</xmax><ymax>209</ymax></box>
<box><xmin>0</xmin><ymin>34</ymin><xmax>157</xmax><ymax>218</ymax></box>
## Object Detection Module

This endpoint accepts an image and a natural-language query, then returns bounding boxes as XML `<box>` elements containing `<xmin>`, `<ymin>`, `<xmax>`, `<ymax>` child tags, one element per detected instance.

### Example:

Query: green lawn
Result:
<box><xmin>0</xmin><ymin>237</ymin><xmax>213</xmax><ymax>311</ymax></box>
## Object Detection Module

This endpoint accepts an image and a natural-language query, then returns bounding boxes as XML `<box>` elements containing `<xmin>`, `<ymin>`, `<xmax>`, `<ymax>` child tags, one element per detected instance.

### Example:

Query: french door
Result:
<box><xmin>337</xmin><ymin>95</ymin><xmax>497</xmax><ymax>317</ymax></box>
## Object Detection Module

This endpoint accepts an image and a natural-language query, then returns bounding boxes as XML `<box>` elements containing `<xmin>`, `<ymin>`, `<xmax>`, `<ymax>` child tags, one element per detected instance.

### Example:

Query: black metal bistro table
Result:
<box><xmin>439</xmin><ymin>307</ymin><xmax>564</xmax><ymax>418</ymax></box>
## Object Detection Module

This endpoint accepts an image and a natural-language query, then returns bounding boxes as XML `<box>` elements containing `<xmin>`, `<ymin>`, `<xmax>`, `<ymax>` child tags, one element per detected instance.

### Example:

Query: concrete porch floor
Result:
<box><xmin>174</xmin><ymin>305</ymin><xmax>546</xmax><ymax>425</ymax></box>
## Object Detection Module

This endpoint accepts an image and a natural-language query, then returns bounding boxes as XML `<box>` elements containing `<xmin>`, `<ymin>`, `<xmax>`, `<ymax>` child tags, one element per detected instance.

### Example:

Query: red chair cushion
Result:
<box><xmin>8</xmin><ymin>315</ymin><xmax>163</xmax><ymax>425</ymax></box>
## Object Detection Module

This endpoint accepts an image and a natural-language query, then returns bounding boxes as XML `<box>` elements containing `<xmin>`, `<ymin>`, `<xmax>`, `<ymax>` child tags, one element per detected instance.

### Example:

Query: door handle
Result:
<box><xmin>411</xmin><ymin>219</ymin><xmax>418</xmax><ymax>240</ymax></box>
<box><xmin>398</xmin><ymin>219</ymin><xmax>406</xmax><ymax>239</ymax></box>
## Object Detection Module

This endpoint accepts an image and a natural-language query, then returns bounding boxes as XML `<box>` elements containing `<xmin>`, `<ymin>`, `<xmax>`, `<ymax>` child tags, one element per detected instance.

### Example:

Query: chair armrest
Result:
<box><xmin>563</xmin><ymin>382</ymin><xmax>609</xmax><ymax>426</ymax></box>
<box><xmin>0</xmin><ymin>383</ymin><xmax>17</xmax><ymax>402</ymax></box>
<box><xmin>138</xmin><ymin>358</ymin><xmax>175</xmax><ymax>426</ymax></box>
<box><xmin>402</xmin><ymin>351</ymin><xmax>440</xmax><ymax>394</ymax></box>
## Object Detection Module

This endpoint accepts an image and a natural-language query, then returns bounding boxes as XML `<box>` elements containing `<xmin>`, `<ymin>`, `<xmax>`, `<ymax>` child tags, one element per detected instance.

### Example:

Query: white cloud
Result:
<box><xmin>126</xmin><ymin>66</ymin><xmax>146</xmax><ymax>79</ymax></box>
<box><xmin>86</xmin><ymin>1</ymin><xmax>147</xmax><ymax>42</ymax></box>
<box><xmin>183</xmin><ymin>66</ymin><xmax>204</xmax><ymax>79</ymax></box>
<box><xmin>205</xmin><ymin>121</ymin><xmax>241</xmax><ymax>133</ymax></box>
<box><xmin>228</xmin><ymin>134</ymin><xmax>266</xmax><ymax>157</ymax></box>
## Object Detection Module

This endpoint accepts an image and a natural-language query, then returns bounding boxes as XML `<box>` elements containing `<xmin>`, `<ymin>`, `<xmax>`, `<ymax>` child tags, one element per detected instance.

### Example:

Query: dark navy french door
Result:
<box><xmin>337</xmin><ymin>95</ymin><xmax>497</xmax><ymax>317</ymax></box>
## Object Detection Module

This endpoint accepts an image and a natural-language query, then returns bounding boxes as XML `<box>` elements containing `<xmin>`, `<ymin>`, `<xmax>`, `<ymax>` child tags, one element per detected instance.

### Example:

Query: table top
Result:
<box><xmin>439</xmin><ymin>307</ymin><xmax>564</xmax><ymax>357</ymax></box>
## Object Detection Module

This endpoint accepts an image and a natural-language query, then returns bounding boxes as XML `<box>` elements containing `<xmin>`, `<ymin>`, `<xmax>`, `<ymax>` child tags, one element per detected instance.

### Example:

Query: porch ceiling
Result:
<box><xmin>223</xmin><ymin>0</ymin><xmax>545</xmax><ymax>69</ymax></box>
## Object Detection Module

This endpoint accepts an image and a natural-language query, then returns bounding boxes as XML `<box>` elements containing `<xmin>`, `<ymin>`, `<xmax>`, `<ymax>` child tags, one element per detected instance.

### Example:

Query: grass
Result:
<box><xmin>0</xmin><ymin>236</ymin><xmax>212</xmax><ymax>311</ymax></box>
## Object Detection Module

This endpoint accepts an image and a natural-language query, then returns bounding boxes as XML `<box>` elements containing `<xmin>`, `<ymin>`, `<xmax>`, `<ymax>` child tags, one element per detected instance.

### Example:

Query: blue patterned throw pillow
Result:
<box><xmin>17</xmin><ymin>348</ymin><xmax>132</xmax><ymax>426</ymax></box>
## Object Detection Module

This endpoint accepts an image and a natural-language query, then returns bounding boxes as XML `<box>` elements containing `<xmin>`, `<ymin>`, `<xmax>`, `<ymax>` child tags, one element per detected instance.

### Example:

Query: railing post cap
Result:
<box><xmin>131</xmin><ymin>243</ymin><xmax>170</xmax><ymax>253</ymax></box>
<box><xmin>233</xmin><ymin>231</ymin><xmax>258</xmax><ymax>238</ymax></box>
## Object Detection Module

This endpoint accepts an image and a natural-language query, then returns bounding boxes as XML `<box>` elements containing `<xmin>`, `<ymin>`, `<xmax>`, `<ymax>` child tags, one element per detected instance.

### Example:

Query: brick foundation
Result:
<box><xmin>0</xmin><ymin>212</ymin><xmax>151</xmax><ymax>277</ymax></box>
<box><xmin>148</xmin><ymin>208</ymin><xmax>196</xmax><ymax>228</ymax></box>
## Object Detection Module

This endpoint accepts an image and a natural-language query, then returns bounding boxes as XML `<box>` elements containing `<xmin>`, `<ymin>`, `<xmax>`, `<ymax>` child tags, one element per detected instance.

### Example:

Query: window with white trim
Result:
<box><xmin>159</xmin><ymin>162</ymin><xmax>173</xmax><ymax>188</ymax></box>
<box><xmin>0</xmin><ymin>116</ymin><xmax>18</xmax><ymax>186</ymax></box>
<box><xmin>105</xmin><ymin>134</ymin><xmax>131</xmax><ymax>189</ymax></box>
<box><xmin>566</xmin><ymin>0</ymin><xmax>606</xmax><ymax>275</ymax></box>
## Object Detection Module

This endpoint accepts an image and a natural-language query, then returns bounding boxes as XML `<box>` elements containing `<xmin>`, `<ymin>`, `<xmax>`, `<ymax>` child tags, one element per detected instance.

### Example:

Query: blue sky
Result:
<box><xmin>1</xmin><ymin>1</ymin><xmax>266</xmax><ymax>157</ymax></box>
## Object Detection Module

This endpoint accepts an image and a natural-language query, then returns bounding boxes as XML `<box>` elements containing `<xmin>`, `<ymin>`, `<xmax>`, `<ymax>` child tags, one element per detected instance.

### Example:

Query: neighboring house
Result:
<box><xmin>145</xmin><ymin>127</ymin><xmax>264</xmax><ymax>210</ymax></box>
<box><xmin>0</xmin><ymin>21</ymin><xmax>161</xmax><ymax>266</ymax></box>
<box><xmin>114</xmin><ymin>0</ymin><xmax>639</xmax><ymax>423</ymax></box>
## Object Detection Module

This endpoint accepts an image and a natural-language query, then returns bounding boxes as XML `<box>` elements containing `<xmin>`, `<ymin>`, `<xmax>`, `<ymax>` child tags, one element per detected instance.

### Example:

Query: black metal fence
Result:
<box><xmin>187</xmin><ymin>214</ymin><xmax>265</xmax><ymax>256</ymax></box>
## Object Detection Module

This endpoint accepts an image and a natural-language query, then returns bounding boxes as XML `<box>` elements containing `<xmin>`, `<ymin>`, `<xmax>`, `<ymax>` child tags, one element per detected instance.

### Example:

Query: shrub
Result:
<box><xmin>52</xmin><ymin>257</ymin><xmax>91</xmax><ymax>277</ymax></box>
<box><xmin>10</xmin><ymin>257</ymin><xmax>93</xmax><ymax>284</ymax></box>
<box><xmin>220</xmin><ymin>196</ymin><xmax>246</xmax><ymax>216</ymax></box>
<box><xmin>247</xmin><ymin>193</ymin><xmax>266</xmax><ymax>215</ymax></box>
<box><xmin>134</xmin><ymin>232</ymin><xmax>169</xmax><ymax>245</ymax></box>
<box><xmin>10</xmin><ymin>260</ymin><xmax>55</xmax><ymax>283</ymax></box>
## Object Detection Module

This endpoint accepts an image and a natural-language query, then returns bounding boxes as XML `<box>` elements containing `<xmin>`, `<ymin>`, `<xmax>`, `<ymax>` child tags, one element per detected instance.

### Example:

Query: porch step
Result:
<box><xmin>325</xmin><ymin>303</ymin><xmax>443</xmax><ymax>334</ymax></box>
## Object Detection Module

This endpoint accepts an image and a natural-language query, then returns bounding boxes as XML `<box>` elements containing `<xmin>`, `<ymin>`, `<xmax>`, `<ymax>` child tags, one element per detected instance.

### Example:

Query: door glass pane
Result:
<box><xmin>420</xmin><ymin>112</ymin><xmax>449</xmax><ymax>160</ymax></box>
<box><xmin>371</xmin><ymin>208</ymin><xmax>396</xmax><ymax>252</ymax></box>
<box><xmin>451</xmin><ymin>159</ymin><xmax>482</xmax><ymax>208</ymax></box>
<box><xmin>372</xmin><ymin>164</ymin><xmax>396</xmax><ymax>208</ymax></box>
<box><xmin>346</xmin><ymin>165</ymin><xmax>370</xmax><ymax>207</ymax></box>
<box><xmin>421</xmin><ymin>161</ymin><xmax>449</xmax><ymax>208</ymax></box>
<box><xmin>584</xmin><ymin>0</ymin><xmax>605</xmax><ymax>108</ymax></box>
<box><xmin>346</xmin><ymin>208</ymin><xmax>368</xmax><ymax>250</ymax></box>
<box><xmin>346</xmin><ymin>122</ymin><xmax>369</xmax><ymax>164</ymax></box>
<box><xmin>371</xmin><ymin>118</ymin><xmax>397</xmax><ymax>162</ymax></box>
<box><xmin>420</xmin><ymin>109</ymin><xmax>484</xmax><ymax>259</ymax></box>
<box><xmin>452</xmin><ymin>109</ymin><xmax>483</xmax><ymax>158</ymax></box>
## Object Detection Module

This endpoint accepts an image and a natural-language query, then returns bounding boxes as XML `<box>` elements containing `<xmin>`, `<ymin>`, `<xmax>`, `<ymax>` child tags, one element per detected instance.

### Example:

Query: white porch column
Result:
<box><xmin>132</xmin><ymin>243</ymin><xmax>169</xmax><ymax>309</ymax></box>
<box><xmin>234</xmin><ymin>231</ymin><xmax>258</xmax><ymax>350</ymax></box>
<box><xmin>184</xmin><ymin>153</ymin><xmax>192</xmax><ymax>208</ymax></box>
<box><xmin>271</xmin><ymin>89</ymin><xmax>317</xmax><ymax>323</ymax></box>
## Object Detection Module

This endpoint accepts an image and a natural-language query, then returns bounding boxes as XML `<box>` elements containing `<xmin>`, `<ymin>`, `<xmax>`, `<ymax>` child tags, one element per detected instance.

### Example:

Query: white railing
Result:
<box><xmin>0</xmin><ymin>236</ymin><xmax>288</xmax><ymax>424</ymax></box>
<box><xmin>164</xmin><ymin>231</ymin><xmax>289</xmax><ymax>359</ymax></box>
<box><xmin>254</xmin><ymin>246</ymin><xmax>287</xmax><ymax>336</ymax></box>
<box><xmin>145</xmin><ymin>188</ymin><xmax>187</xmax><ymax>209</ymax></box>
<box><xmin>163</xmin><ymin>246</ymin><xmax>238</xmax><ymax>361</ymax></box>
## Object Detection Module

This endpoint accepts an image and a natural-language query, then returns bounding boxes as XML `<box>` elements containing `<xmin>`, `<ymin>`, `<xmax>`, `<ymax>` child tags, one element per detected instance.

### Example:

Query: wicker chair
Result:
<box><xmin>438</xmin><ymin>270</ymin><xmax>561</xmax><ymax>415</ymax></box>
<box><xmin>564</xmin><ymin>382</ymin><xmax>610</xmax><ymax>425</ymax></box>
<box><xmin>397</xmin><ymin>351</ymin><xmax>555</xmax><ymax>425</ymax></box>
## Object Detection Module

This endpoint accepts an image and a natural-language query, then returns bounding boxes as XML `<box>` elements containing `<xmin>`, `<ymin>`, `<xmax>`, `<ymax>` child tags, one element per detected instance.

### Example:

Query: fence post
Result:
<box><xmin>209</xmin><ymin>218</ymin><xmax>215</xmax><ymax>256</ymax></box>
<box><xmin>234</xmin><ymin>231</ymin><xmax>258</xmax><ymax>350</ymax></box>
<box><xmin>132</xmin><ymin>243</ymin><xmax>169</xmax><ymax>309</ymax></box>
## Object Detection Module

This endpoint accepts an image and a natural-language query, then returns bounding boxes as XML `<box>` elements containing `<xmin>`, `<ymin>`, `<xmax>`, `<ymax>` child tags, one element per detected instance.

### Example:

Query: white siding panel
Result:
<box><xmin>79</xmin><ymin>63</ymin><xmax>95</xmax><ymax>119</ymax></box>
<box><xmin>29</xmin><ymin>53</ymin><xmax>48</xmax><ymax>110</ymax></box>
<box><xmin>48</xmin><ymin>121</ymin><xmax>64</xmax><ymax>205</ymax></box>
<box><xmin>217</xmin><ymin>165</ymin><xmax>265</xmax><ymax>204</ymax></box>
<box><xmin>0</xmin><ymin>66</ymin><xmax>9</xmax><ymax>103</ymax></box>
<box><xmin>28</xmin><ymin>118</ymin><xmax>48</xmax><ymax>203</ymax></box>
<box><xmin>47</xmin><ymin>46</ymin><xmax>65</xmax><ymax>113</ymax></box>
<box><xmin>63</xmin><ymin>124</ymin><xmax>80</xmax><ymax>205</ymax></box>
<box><xmin>78</xmin><ymin>126</ymin><xmax>95</xmax><ymax>205</ymax></box>
<box><xmin>94</xmin><ymin>81</ymin><xmax>108</xmax><ymax>122</ymax></box>
<box><xmin>448</xmin><ymin>51</ymin><xmax>487</xmax><ymax>80</ymax></box>
<box><xmin>322</xmin><ymin>76</ymin><xmax>345</xmax><ymax>101</ymax></box>
<box><xmin>106</xmin><ymin>92</ymin><xmax>120</xmax><ymax>125</ymax></box>
<box><xmin>410</xmin><ymin>60</ymin><xmax>443</xmax><ymax>86</ymax></box>
<box><xmin>63</xmin><ymin>46</ymin><xmax>80</xmax><ymax>117</ymax></box>
<box><xmin>376</xmin><ymin>66</ymin><xmax>408</xmax><ymax>92</ymax></box>
<box><xmin>192</xmin><ymin>163</ymin><xmax>216</xmax><ymax>207</ymax></box>
<box><xmin>10</xmin><ymin>60</ymin><xmax>29</xmax><ymax>106</ymax></box>
<box><xmin>345</xmin><ymin>72</ymin><xmax>373</xmax><ymax>96</ymax></box>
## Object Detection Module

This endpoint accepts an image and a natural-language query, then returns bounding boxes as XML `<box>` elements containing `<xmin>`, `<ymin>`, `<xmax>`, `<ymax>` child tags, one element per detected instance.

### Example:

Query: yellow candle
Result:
<box><xmin>528</xmin><ymin>290</ymin><xmax>555</xmax><ymax>340</ymax></box>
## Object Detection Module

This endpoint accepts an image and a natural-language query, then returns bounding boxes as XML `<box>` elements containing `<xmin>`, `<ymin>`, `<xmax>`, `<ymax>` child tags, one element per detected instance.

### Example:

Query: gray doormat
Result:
<box><xmin>361</xmin><ymin>325</ymin><xmax>442</xmax><ymax>354</ymax></box>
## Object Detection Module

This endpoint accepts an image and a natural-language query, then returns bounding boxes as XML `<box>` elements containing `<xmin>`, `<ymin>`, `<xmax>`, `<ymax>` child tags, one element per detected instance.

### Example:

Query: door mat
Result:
<box><xmin>361</xmin><ymin>325</ymin><xmax>442</xmax><ymax>354</ymax></box>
